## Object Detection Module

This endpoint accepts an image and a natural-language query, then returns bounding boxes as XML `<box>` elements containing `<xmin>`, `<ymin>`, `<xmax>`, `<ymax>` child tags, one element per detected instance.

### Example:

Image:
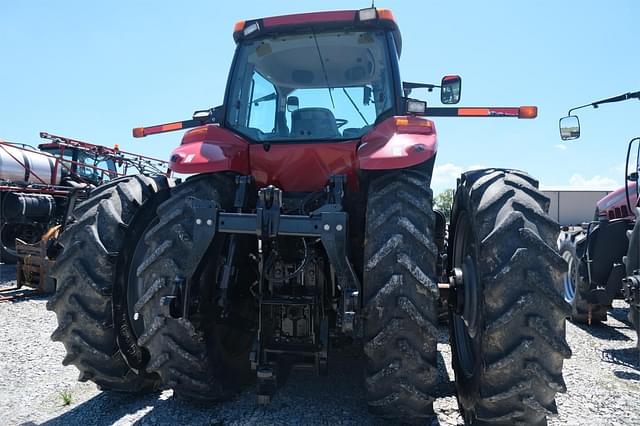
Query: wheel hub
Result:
<box><xmin>449</xmin><ymin>255</ymin><xmax>480</xmax><ymax>338</ymax></box>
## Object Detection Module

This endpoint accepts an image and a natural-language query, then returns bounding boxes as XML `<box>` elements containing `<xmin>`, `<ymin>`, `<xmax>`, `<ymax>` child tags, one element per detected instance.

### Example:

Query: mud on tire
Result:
<box><xmin>362</xmin><ymin>168</ymin><xmax>439</xmax><ymax>422</ymax></box>
<box><xmin>448</xmin><ymin>169</ymin><xmax>571</xmax><ymax>424</ymax></box>
<box><xmin>131</xmin><ymin>174</ymin><xmax>255</xmax><ymax>401</ymax></box>
<box><xmin>46</xmin><ymin>175</ymin><xmax>171</xmax><ymax>391</ymax></box>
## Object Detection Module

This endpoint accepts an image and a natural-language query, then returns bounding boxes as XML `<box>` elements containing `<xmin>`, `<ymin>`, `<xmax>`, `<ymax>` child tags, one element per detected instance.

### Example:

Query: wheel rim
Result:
<box><xmin>562</xmin><ymin>250</ymin><xmax>578</xmax><ymax>303</ymax></box>
<box><xmin>451</xmin><ymin>211</ymin><xmax>481</xmax><ymax>379</ymax></box>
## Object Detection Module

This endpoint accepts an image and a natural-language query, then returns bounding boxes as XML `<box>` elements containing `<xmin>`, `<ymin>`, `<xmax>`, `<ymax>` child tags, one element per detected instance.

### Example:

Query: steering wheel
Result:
<box><xmin>335</xmin><ymin>118</ymin><xmax>349</xmax><ymax>129</ymax></box>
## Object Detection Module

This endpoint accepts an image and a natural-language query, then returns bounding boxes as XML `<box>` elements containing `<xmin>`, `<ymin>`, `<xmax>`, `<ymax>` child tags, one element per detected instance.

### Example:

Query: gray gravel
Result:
<box><xmin>1</xmin><ymin>263</ymin><xmax>638</xmax><ymax>425</ymax></box>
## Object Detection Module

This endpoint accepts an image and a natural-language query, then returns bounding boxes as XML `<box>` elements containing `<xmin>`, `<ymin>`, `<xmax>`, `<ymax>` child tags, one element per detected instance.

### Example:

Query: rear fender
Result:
<box><xmin>357</xmin><ymin>116</ymin><xmax>437</xmax><ymax>170</ymax></box>
<box><xmin>169</xmin><ymin>125</ymin><xmax>250</xmax><ymax>174</ymax></box>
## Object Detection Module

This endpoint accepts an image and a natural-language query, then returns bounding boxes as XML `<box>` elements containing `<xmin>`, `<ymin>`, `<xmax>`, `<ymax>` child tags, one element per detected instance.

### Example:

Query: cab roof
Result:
<box><xmin>233</xmin><ymin>8</ymin><xmax>402</xmax><ymax>56</ymax></box>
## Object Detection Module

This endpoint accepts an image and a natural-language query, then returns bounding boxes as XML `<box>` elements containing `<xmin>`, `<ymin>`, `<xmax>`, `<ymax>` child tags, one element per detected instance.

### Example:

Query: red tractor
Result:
<box><xmin>559</xmin><ymin>91</ymin><xmax>640</xmax><ymax>345</ymax></box>
<box><xmin>48</xmin><ymin>8</ymin><xmax>569</xmax><ymax>424</ymax></box>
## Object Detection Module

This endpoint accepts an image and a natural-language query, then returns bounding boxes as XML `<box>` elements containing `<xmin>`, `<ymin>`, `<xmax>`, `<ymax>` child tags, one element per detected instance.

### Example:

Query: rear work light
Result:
<box><xmin>358</xmin><ymin>8</ymin><xmax>396</xmax><ymax>23</ymax></box>
<box><xmin>243</xmin><ymin>21</ymin><xmax>260</xmax><ymax>36</ymax></box>
<box><xmin>406</xmin><ymin>99</ymin><xmax>427</xmax><ymax>114</ymax></box>
<box><xmin>358</xmin><ymin>8</ymin><xmax>377</xmax><ymax>21</ymax></box>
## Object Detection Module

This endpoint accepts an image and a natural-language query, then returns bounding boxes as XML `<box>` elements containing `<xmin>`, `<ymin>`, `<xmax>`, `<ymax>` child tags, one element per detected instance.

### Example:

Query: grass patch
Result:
<box><xmin>59</xmin><ymin>389</ymin><xmax>73</xmax><ymax>406</ymax></box>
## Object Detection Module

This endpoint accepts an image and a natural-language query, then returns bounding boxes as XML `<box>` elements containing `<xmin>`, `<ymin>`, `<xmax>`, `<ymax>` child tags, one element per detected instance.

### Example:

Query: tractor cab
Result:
<box><xmin>38</xmin><ymin>142</ymin><xmax>117</xmax><ymax>185</ymax></box>
<box><xmin>225</xmin><ymin>12</ymin><xmax>399</xmax><ymax>142</ymax></box>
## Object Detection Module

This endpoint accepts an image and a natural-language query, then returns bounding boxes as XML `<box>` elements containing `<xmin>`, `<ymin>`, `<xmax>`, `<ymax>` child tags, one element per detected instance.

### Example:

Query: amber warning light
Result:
<box><xmin>518</xmin><ymin>106</ymin><xmax>538</xmax><ymax>119</ymax></box>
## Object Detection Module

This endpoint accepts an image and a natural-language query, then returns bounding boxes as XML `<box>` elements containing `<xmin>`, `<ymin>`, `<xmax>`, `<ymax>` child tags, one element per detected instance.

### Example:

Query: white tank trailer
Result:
<box><xmin>0</xmin><ymin>144</ymin><xmax>62</xmax><ymax>185</ymax></box>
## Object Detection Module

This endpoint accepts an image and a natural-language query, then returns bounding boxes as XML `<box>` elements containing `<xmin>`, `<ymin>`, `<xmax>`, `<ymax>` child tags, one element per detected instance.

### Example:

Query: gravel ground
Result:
<box><xmin>1</xmin><ymin>263</ymin><xmax>639</xmax><ymax>425</ymax></box>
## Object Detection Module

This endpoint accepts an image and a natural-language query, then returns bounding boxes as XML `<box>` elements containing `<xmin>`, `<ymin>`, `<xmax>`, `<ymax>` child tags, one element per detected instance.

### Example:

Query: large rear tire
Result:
<box><xmin>131</xmin><ymin>174</ymin><xmax>255</xmax><ymax>401</ymax></box>
<box><xmin>362</xmin><ymin>168</ymin><xmax>439</xmax><ymax>422</ymax></box>
<box><xmin>558</xmin><ymin>235</ymin><xmax>607</xmax><ymax>324</ymax></box>
<box><xmin>46</xmin><ymin>175</ymin><xmax>171</xmax><ymax>392</ymax></box>
<box><xmin>448</xmin><ymin>169</ymin><xmax>571</xmax><ymax>424</ymax></box>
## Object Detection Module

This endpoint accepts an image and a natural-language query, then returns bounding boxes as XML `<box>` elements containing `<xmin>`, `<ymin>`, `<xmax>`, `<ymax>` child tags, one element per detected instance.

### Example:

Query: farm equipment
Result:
<box><xmin>48</xmin><ymin>8</ymin><xmax>569</xmax><ymax>424</ymax></box>
<box><xmin>0</xmin><ymin>132</ymin><xmax>170</xmax><ymax>298</ymax></box>
<box><xmin>559</xmin><ymin>91</ymin><xmax>640</xmax><ymax>344</ymax></box>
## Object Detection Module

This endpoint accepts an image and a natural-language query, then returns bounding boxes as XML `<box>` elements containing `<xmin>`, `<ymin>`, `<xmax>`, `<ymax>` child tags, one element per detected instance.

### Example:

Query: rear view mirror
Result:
<box><xmin>441</xmin><ymin>75</ymin><xmax>461</xmax><ymax>104</ymax></box>
<box><xmin>287</xmin><ymin>96</ymin><xmax>299</xmax><ymax>112</ymax></box>
<box><xmin>559</xmin><ymin>115</ymin><xmax>580</xmax><ymax>140</ymax></box>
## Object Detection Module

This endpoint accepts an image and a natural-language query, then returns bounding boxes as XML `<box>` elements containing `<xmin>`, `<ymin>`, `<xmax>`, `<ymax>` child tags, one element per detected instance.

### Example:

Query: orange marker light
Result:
<box><xmin>133</xmin><ymin>127</ymin><xmax>145</xmax><ymax>138</ymax></box>
<box><xmin>234</xmin><ymin>20</ymin><xmax>245</xmax><ymax>33</ymax></box>
<box><xmin>518</xmin><ymin>106</ymin><xmax>538</xmax><ymax>119</ymax></box>
<box><xmin>377</xmin><ymin>9</ymin><xmax>396</xmax><ymax>23</ymax></box>
<box><xmin>395</xmin><ymin>117</ymin><xmax>433</xmax><ymax>127</ymax></box>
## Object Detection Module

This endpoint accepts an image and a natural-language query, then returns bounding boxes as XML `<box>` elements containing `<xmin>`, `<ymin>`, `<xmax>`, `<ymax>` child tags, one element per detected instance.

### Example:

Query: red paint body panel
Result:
<box><xmin>250</xmin><ymin>142</ymin><xmax>359</xmax><ymax>192</ymax></box>
<box><xmin>358</xmin><ymin>116</ymin><xmax>438</xmax><ymax>170</ymax></box>
<box><xmin>263</xmin><ymin>11</ymin><xmax>356</xmax><ymax>27</ymax></box>
<box><xmin>596</xmin><ymin>182</ymin><xmax>638</xmax><ymax>219</ymax></box>
<box><xmin>171</xmin><ymin>125</ymin><xmax>249</xmax><ymax>175</ymax></box>
<box><xmin>170</xmin><ymin>117</ymin><xmax>440</xmax><ymax>191</ymax></box>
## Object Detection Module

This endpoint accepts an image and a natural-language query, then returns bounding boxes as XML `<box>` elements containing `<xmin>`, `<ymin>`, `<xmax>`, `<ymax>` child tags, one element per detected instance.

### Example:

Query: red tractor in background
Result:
<box><xmin>559</xmin><ymin>91</ymin><xmax>640</xmax><ymax>346</ymax></box>
<box><xmin>48</xmin><ymin>8</ymin><xmax>569</xmax><ymax>424</ymax></box>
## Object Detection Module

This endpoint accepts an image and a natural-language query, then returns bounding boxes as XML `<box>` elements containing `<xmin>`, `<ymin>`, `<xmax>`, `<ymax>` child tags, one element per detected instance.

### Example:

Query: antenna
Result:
<box><xmin>371</xmin><ymin>0</ymin><xmax>375</xmax><ymax>8</ymax></box>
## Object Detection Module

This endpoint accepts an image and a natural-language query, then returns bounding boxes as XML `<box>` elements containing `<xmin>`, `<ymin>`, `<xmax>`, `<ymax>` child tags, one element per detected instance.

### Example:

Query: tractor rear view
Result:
<box><xmin>48</xmin><ymin>8</ymin><xmax>570</xmax><ymax>424</ymax></box>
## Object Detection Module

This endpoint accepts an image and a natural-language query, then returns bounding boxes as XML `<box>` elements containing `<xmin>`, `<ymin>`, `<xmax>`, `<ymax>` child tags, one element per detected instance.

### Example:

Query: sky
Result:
<box><xmin>1</xmin><ymin>1</ymin><xmax>639</xmax><ymax>195</ymax></box>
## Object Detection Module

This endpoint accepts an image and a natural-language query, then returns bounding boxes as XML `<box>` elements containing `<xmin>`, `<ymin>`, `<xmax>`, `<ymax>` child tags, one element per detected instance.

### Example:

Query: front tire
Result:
<box><xmin>363</xmin><ymin>168</ymin><xmax>439</xmax><ymax>422</ymax></box>
<box><xmin>448</xmin><ymin>169</ymin><xmax>571</xmax><ymax>424</ymax></box>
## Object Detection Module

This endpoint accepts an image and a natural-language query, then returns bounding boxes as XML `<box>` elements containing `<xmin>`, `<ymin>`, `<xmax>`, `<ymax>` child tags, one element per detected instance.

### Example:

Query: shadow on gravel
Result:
<box><xmin>574</xmin><ymin>321</ymin><xmax>632</xmax><ymax>342</ymax></box>
<box><xmin>609</xmin><ymin>306</ymin><xmax>633</xmax><ymax>327</ymax></box>
<box><xmin>601</xmin><ymin>347</ymin><xmax>640</xmax><ymax>372</ymax></box>
<box><xmin>33</xmin><ymin>391</ymin><xmax>162</xmax><ymax>426</ymax></box>
<box><xmin>613</xmin><ymin>370</ymin><xmax>640</xmax><ymax>381</ymax></box>
<box><xmin>34</xmin><ymin>346</ymin><xmax>458</xmax><ymax>426</ymax></box>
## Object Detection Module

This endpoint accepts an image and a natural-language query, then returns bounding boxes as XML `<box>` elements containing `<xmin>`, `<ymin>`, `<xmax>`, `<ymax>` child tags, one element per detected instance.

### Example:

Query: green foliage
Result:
<box><xmin>434</xmin><ymin>188</ymin><xmax>455</xmax><ymax>221</ymax></box>
<box><xmin>59</xmin><ymin>389</ymin><xmax>73</xmax><ymax>406</ymax></box>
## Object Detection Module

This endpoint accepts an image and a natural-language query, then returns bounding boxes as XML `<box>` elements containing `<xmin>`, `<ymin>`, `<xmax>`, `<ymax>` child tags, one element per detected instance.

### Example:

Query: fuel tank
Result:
<box><xmin>0</xmin><ymin>145</ymin><xmax>61</xmax><ymax>185</ymax></box>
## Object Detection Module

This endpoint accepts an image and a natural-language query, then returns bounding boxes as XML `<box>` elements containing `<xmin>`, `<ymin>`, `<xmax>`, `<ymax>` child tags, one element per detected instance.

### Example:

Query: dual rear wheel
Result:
<box><xmin>363</xmin><ymin>168</ymin><xmax>570</xmax><ymax>424</ymax></box>
<box><xmin>48</xmin><ymin>169</ymin><xmax>570</xmax><ymax>424</ymax></box>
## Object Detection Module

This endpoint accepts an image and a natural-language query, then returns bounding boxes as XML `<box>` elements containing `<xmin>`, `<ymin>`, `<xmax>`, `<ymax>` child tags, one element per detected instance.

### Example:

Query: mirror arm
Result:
<box><xmin>568</xmin><ymin>91</ymin><xmax>640</xmax><ymax>116</ymax></box>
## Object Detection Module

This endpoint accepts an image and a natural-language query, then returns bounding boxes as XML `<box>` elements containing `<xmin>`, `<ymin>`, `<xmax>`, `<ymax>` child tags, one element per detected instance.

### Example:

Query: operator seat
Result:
<box><xmin>290</xmin><ymin>108</ymin><xmax>339</xmax><ymax>139</ymax></box>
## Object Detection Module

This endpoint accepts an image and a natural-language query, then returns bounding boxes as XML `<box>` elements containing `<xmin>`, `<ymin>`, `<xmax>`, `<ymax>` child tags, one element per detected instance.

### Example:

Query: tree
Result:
<box><xmin>434</xmin><ymin>188</ymin><xmax>455</xmax><ymax>221</ymax></box>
